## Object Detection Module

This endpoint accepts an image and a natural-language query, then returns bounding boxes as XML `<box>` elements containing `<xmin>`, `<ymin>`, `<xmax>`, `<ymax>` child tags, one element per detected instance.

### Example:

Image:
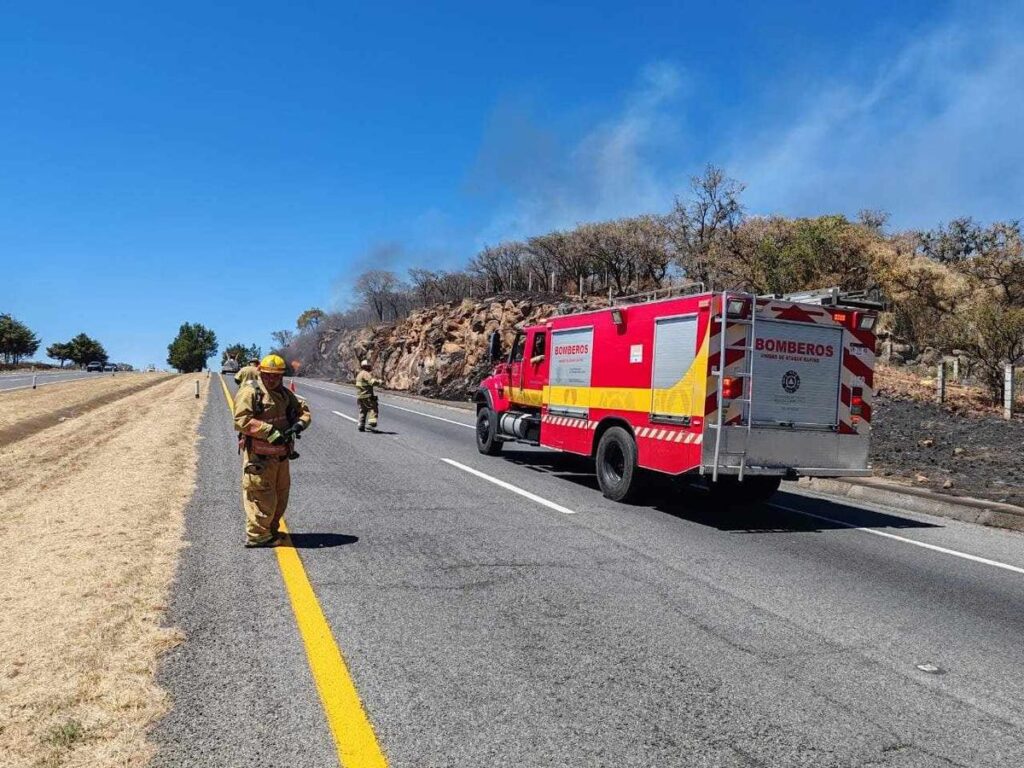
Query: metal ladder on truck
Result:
<box><xmin>710</xmin><ymin>290</ymin><xmax>758</xmax><ymax>482</ymax></box>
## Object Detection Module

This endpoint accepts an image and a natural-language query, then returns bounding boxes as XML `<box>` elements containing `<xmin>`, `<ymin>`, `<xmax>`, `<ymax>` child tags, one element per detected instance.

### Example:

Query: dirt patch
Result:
<box><xmin>0</xmin><ymin>374</ymin><xmax>208</xmax><ymax>767</ymax></box>
<box><xmin>0</xmin><ymin>373</ymin><xmax>174</xmax><ymax>447</ymax></box>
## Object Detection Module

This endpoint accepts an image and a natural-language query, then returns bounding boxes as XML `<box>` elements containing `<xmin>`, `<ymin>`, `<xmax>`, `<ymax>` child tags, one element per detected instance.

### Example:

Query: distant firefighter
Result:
<box><xmin>234</xmin><ymin>357</ymin><xmax>261</xmax><ymax>386</ymax></box>
<box><xmin>355</xmin><ymin>359</ymin><xmax>381</xmax><ymax>432</ymax></box>
<box><xmin>233</xmin><ymin>354</ymin><xmax>311</xmax><ymax>547</ymax></box>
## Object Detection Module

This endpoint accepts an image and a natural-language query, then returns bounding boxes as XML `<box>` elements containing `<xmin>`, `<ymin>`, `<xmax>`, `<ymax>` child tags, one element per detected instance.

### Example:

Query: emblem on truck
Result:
<box><xmin>782</xmin><ymin>370</ymin><xmax>801</xmax><ymax>393</ymax></box>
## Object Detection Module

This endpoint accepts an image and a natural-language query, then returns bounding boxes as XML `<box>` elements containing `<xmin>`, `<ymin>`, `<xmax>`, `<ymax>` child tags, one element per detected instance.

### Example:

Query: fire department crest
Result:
<box><xmin>781</xmin><ymin>370</ymin><xmax>801</xmax><ymax>393</ymax></box>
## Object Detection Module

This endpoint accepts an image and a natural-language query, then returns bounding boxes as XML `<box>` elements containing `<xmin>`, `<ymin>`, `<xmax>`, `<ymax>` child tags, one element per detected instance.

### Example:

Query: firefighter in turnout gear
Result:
<box><xmin>234</xmin><ymin>358</ymin><xmax>261</xmax><ymax>385</ymax></box>
<box><xmin>233</xmin><ymin>354</ymin><xmax>311</xmax><ymax>547</ymax></box>
<box><xmin>355</xmin><ymin>359</ymin><xmax>380</xmax><ymax>432</ymax></box>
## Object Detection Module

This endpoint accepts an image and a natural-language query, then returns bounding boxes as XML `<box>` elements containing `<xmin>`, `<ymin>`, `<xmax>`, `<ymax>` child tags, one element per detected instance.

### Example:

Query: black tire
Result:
<box><xmin>707</xmin><ymin>475</ymin><xmax>782</xmax><ymax>506</ymax></box>
<box><xmin>476</xmin><ymin>406</ymin><xmax>502</xmax><ymax>455</ymax></box>
<box><xmin>595</xmin><ymin>426</ymin><xmax>639</xmax><ymax>502</ymax></box>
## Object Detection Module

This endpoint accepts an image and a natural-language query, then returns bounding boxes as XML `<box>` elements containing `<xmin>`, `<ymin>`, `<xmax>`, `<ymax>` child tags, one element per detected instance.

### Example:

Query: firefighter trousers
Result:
<box><xmin>357</xmin><ymin>395</ymin><xmax>378</xmax><ymax>429</ymax></box>
<box><xmin>242</xmin><ymin>454</ymin><xmax>291</xmax><ymax>543</ymax></box>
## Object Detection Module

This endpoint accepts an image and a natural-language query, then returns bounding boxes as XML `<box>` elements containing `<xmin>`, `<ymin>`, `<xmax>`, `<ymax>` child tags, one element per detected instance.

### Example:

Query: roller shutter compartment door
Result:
<box><xmin>650</xmin><ymin>315</ymin><xmax>698</xmax><ymax>418</ymax></box>
<box><xmin>751</xmin><ymin>320</ymin><xmax>843</xmax><ymax>428</ymax></box>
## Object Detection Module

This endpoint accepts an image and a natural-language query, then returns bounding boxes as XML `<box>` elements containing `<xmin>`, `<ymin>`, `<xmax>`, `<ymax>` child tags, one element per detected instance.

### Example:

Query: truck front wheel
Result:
<box><xmin>595</xmin><ymin>427</ymin><xmax>639</xmax><ymax>502</ymax></box>
<box><xmin>476</xmin><ymin>406</ymin><xmax>502</xmax><ymax>455</ymax></box>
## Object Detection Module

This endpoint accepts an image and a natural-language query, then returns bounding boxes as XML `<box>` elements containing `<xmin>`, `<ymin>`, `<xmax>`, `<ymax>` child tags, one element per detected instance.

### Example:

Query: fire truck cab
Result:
<box><xmin>475</xmin><ymin>287</ymin><xmax>879</xmax><ymax>504</ymax></box>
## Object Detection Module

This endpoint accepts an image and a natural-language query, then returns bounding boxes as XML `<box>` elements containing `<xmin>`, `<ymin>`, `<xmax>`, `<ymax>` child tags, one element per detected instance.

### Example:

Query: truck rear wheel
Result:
<box><xmin>476</xmin><ymin>406</ymin><xmax>502</xmax><ymax>455</ymax></box>
<box><xmin>596</xmin><ymin>427</ymin><xmax>639</xmax><ymax>502</ymax></box>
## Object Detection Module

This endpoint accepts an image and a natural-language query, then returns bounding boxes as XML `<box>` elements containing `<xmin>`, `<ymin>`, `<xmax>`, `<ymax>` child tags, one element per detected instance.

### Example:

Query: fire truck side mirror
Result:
<box><xmin>487</xmin><ymin>331</ymin><xmax>502</xmax><ymax>363</ymax></box>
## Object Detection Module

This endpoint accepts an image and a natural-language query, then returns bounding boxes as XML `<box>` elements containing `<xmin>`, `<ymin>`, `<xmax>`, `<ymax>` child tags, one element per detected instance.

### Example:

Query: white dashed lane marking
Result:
<box><xmin>770</xmin><ymin>503</ymin><xmax>1024</xmax><ymax>577</ymax></box>
<box><xmin>442</xmin><ymin>458</ymin><xmax>577</xmax><ymax>515</ymax></box>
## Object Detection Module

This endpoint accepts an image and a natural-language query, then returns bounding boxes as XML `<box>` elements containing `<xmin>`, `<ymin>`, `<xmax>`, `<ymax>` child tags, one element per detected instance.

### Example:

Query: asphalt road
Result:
<box><xmin>0</xmin><ymin>369</ymin><xmax>99</xmax><ymax>391</ymax></box>
<box><xmin>155</xmin><ymin>377</ymin><xmax>1024</xmax><ymax>767</ymax></box>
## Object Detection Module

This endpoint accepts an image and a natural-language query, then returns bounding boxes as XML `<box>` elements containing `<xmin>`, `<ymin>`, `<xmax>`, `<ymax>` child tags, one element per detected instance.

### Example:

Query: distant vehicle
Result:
<box><xmin>103</xmin><ymin>363</ymin><xmax>116</xmax><ymax>372</ymax></box>
<box><xmin>221</xmin><ymin>358</ymin><xmax>240</xmax><ymax>375</ymax></box>
<box><xmin>86</xmin><ymin>361</ymin><xmax>103</xmax><ymax>372</ymax></box>
<box><xmin>145</xmin><ymin>365</ymin><xmax>156</xmax><ymax>372</ymax></box>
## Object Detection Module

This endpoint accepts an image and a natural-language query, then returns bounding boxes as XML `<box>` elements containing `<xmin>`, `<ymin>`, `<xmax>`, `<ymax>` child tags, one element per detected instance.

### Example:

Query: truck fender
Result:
<box><xmin>475</xmin><ymin>388</ymin><xmax>493</xmax><ymax>410</ymax></box>
<box><xmin>591</xmin><ymin>417</ymin><xmax>636</xmax><ymax>457</ymax></box>
<box><xmin>476</xmin><ymin>378</ymin><xmax>510</xmax><ymax>415</ymax></box>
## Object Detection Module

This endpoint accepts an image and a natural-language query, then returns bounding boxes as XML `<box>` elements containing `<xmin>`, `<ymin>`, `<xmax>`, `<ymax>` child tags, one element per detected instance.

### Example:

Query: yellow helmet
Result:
<box><xmin>259</xmin><ymin>354</ymin><xmax>287</xmax><ymax>373</ymax></box>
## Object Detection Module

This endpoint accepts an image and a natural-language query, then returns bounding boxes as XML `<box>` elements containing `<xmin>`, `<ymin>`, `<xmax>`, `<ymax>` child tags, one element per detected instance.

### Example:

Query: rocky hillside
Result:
<box><xmin>306</xmin><ymin>296</ymin><xmax>1022</xmax><ymax>504</ymax></box>
<box><xmin>308</xmin><ymin>294</ymin><xmax>605</xmax><ymax>400</ymax></box>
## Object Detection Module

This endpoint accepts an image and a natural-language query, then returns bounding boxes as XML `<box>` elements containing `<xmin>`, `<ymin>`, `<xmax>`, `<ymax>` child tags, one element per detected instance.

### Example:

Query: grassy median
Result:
<box><xmin>0</xmin><ymin>374</ymin><xmax>208</xmax><ymax>767</ymax></box>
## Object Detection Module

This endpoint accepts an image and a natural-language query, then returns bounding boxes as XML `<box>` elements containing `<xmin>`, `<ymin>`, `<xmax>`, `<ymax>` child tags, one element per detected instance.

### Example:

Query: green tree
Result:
<box><xmin>46</xmin><ymin>341</ymin><xmax>73</xmax><ymax>367</ymax></box>
<box><xmin>0</xmin><ymin>314</ymin><xmax>41</xmax><ymax>364</ymax></box>
<box><xmin>167</xmin><ymin>322</ymin><xmax>218</xmax><ymax>372</ymax></box>
<box><xmin>68</xmin><ymin>333</ymin><xmax>108</xmax><ymax>367</ymax></box>
<box><xmin>296</xmin><ymin>308</ymin><xmax>325</xmax><ymax>331</ymax></box>
<box><xmin>953</xmin><ymin>299</ymin><xmax>1024</xmax><ymax>402</ymax></box>
<box><xmin>222</xmin><ymin>342</ymin><xmax>261</xmax><ymax>363</ymax></box>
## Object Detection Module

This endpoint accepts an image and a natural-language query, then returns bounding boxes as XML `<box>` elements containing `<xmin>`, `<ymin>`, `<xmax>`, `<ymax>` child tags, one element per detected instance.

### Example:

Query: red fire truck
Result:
<box><xmin>474</xmin><ymin>287</ymin><xmax>879</xmax><ymax>504</ymax></box>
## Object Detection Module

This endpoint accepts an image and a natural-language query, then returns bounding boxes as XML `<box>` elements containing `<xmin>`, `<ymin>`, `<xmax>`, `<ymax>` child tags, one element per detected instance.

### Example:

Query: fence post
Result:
<box><xmin>951</xmin><ymin>356</ymin><xmax>960</xmax><ymax>382</ymax></box>
<box><xmin>936</xmin><ymin>362</ymin><xmax>945</xmax><ymax>404</ymax></box>
<box><xmin>528</xmin><ymin>272</ymin><xmax>533</xmax><ymax>292</ymax></box>
<box><xmin>1004</xmin><ymin>363</ymin><xmax>1014</xmax><ymax>420</ymax></box>
<box><xmin>578</xmin><ymin>275</ymin><xmax>584</xmax><ymax>298</ymax></box>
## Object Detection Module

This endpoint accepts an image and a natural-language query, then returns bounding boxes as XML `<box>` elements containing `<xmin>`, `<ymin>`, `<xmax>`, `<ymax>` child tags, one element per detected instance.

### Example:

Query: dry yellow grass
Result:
<box><xmin>0</xmin><ymin>374</ymin><xmax>208</xmax><ymax>767</ymax></box>
<box><xmin>0</xmin><ymin>374</ymin><xmax>173</xmax><ymax>445</ymax></box>
<box><xmin>876</xmin><ymin>362</ymin><xmax>1004</xmax><ymax>415</ymax></box>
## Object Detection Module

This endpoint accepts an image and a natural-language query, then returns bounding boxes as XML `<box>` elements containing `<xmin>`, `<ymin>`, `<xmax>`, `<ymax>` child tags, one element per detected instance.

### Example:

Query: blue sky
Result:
<box><xmin>1</xmin><ymin>0</ymin><xmax>1021</xmax><ymax>367</ymax></box>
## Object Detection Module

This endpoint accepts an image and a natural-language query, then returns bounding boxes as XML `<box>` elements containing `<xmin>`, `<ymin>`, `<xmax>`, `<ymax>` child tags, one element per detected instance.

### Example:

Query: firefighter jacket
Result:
<box><xmin>355</xmin><ymin>369</ymin><xmax>380</xmax><ymax>400</ymax></box>
<box><xmin>234</xmin><ymin>379</ymin><xmax>311</xmax><ymax>457</ymax></box>
<box><xmin>234</xmin><ymin>365</ymin><xmax>260</xmax><ymax>385</ymax></box>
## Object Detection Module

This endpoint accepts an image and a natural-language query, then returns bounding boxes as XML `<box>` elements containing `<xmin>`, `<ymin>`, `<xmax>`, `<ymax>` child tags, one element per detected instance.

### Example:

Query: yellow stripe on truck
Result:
<box><xmin>217</xmin><ymin>374</ymin><xmax>388</xmax><ymax>768</ymax></box>
<box><xmin>651</xmin><ymin>321</ymin><xmax>710</xmax><ymax>417</ymax></box>
<box><xmin>507</xmin><ymin>325</ymin><xmax>710</xmax><ymax>419</ymax></box>
<box><xmin>503</xmin><ymin>386</ymin><xmax>545</xmax><ymax>407</ymax></box>
<box><xmin>545</xmin><ymin>385</ymin><xmax>651</xmax><ymax>412</ymax></box>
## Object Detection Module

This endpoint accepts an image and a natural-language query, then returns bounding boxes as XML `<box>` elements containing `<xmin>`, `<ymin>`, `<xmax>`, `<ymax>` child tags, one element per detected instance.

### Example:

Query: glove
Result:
<box><xmin>266</xmin><ymin>428</ymin><xmax>286</xmax><ymax>445</ymax></box>
<box><xmin>283</xmin><ymin>422</ymin><xmax>306</xmax><ymax>439</ymax></box>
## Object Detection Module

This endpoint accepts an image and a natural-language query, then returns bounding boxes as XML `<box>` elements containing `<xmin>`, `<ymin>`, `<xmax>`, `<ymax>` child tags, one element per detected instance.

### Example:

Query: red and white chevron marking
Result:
<box><xmin>705</xmin><ymin>314</ymin><xmax>749</xmax><ymax>427</ymax></box>
<box><xmin>542</xmin><ymin>414</ymin><xmax>702</xmax><ymax>444</ymax></box>
<box><xmin>636</xmin><ymin>427</ymin><xmax>703</xmax><ymax>444</ymax></box>
<box><xmin>543</xmin><ymin>414</ymin><xmax>597</xmax><ymax>429</ymax></box>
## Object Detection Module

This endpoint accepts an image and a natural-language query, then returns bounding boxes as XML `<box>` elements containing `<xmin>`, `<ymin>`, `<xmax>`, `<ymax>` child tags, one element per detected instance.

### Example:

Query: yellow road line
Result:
<box><xmin>217</xmin><ymin>374</ymin><xmax>388</xmax><ymax>767</ymax></box>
